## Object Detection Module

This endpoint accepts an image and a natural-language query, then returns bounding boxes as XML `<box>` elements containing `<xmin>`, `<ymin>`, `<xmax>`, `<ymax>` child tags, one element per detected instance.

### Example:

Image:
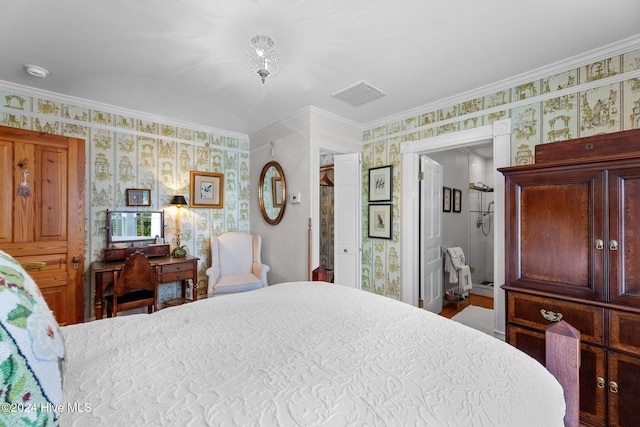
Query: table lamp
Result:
<box><xmin>169</xmin><ymin>195</ymin><xmax>188</xmax><ymax>257</ymax></box>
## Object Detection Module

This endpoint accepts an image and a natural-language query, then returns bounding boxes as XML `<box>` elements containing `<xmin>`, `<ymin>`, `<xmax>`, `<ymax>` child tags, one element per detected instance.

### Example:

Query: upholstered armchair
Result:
<box><xmin>206</xmin><ymin>232</ymin><xmax>270</xmax><ymax>296</ymax></box>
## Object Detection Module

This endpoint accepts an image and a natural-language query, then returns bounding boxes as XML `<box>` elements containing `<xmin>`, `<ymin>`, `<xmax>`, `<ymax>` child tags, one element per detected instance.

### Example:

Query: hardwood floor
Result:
<box><xmin>438</xmin><ymin>294</ymin><xmax>494</xmax><ymax>319</ymax></box>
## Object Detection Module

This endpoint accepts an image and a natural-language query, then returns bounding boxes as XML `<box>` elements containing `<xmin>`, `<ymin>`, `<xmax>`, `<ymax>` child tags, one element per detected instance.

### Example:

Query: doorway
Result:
<box><xmin>401</xmin><ymin>119</ymin><xmax>512</xmax><ymax>336</ymax></box>
<box><xmin>428</xmin><ymin>144</ymin><xmax>495</xmax><ymax>299</ymax></box>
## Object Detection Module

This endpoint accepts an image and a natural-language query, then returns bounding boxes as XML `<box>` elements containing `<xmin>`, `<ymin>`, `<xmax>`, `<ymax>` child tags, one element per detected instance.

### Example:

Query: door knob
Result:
<box><xmin>344</xmin><ymin>249</ymin><xmax>348</xmax><ymax>253</ymax></box>
<box><xmin>609</xmin><ymin>240</ymin><xmax>618</xmax><ymax>251</ymax></box>
<box><xmin>72</xmin><ymin>255</ymin><xmax>81</xmax><ymax>271</ymax></box>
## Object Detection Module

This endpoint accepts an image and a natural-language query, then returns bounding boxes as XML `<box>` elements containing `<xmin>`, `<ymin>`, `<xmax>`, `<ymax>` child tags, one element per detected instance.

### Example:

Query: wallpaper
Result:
<box><xmin>0</xmin><ymin>91</ymin><xmax>250</xmax><ymax>314</ymax></box>
<box><xmin>361</xmin><ymin>49</ymin><xmax>640</xmax><ymax>300</ymax></box>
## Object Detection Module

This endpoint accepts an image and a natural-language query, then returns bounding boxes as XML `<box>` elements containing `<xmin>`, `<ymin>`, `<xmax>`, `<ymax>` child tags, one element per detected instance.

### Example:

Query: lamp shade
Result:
<box><xmin>170</xmin><ymin>195</ymin><xmax>188</xmax><ymax>206</ymax></box>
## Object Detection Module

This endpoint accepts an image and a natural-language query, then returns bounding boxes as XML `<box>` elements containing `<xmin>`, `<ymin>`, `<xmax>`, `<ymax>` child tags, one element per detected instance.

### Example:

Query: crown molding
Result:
<box><xmin>364</xmin><ymin>33</ymin><xmax>640</xmax><ymax>132</ymax></box>
<box><xmin>0</xmin><ymin>79</ymin><xmax>248</xmax><ymax>140</ymax></box>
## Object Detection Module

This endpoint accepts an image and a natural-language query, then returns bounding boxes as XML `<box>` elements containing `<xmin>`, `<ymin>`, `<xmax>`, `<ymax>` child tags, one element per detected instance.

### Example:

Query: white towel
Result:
<box><xmin>458</xmin><ymin>265</ymin><xmax>473</xmax><ymax>291</ymax></box>
<box><xmin>444</xmin><ymin>247</ymin><xmax>466</xmax><ymax>283</ymax></box>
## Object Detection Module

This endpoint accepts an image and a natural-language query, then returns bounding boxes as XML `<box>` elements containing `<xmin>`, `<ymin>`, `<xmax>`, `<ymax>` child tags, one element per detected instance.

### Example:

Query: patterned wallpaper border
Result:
<box><xmin>361</xmin><ymin>49</ymin><xmax>640</xmax><ymax>301</ymax></box>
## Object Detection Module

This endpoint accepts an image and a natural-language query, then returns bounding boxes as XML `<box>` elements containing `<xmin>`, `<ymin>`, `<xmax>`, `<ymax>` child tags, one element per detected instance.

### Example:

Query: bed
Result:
<box><xmin>0</xmin><ymin>250</ymin><xmax>565</xmax><ymax>426</ymax></box>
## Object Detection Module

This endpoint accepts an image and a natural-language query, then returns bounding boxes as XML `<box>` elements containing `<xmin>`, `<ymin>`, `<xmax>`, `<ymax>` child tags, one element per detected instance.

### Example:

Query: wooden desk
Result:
<box><xmin>91</xmin><ymin>255</ymin><xmax>198</xmax><ymax>319</ymax></box>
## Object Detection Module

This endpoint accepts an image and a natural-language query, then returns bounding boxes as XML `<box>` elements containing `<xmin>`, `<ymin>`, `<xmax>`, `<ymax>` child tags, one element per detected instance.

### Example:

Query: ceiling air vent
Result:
<box><xmin>332</xmin><ymin>81</ymin><xmax>386</xmax><ymax>107</ymax></box>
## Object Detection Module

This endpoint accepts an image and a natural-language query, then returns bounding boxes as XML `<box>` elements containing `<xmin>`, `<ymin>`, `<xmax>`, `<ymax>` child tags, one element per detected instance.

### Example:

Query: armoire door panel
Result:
<box><xmin>609</xmin><ymin>169</ymin><xmax>640</xmax><ymax>308</ymax></box>
<box><xmin>607</xmin><ymin>351</ymin><xmax>640</xmax><ymax>427</ymax></box>
<box><xmin>505</xmin><ymin>168</ymin><xmax>605</xmax><ymax>300</ymax></box>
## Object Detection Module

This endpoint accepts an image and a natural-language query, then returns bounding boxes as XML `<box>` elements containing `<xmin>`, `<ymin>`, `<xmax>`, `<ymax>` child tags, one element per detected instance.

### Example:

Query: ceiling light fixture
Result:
<box><xmin>24</xmin><ymin>64</ymin><xmax>49</xmax><ymax>78</ymax></box>
<box><xmin>245</xmin><ymin>35</ymin><xmax>282</xmax><ymax>84</ymax></box>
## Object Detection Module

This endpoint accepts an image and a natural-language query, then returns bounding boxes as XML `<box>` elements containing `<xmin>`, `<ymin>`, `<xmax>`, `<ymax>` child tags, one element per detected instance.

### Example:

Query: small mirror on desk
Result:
<box><xmin>104</xmin><ymin>210</ymin><xmax>169</xmax><ymax>260</ymax></box>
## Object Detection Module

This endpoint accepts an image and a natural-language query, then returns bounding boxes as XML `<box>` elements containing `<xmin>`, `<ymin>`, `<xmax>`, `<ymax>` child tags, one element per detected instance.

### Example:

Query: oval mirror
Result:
<box><xmin>259</xmin><ymin>161</ymin><xmax>286</xmax><ymax>225</ymax></box>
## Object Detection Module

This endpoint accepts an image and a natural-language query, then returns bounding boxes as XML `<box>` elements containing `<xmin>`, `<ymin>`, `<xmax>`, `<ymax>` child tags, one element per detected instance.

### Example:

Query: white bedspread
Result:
<box><xmin>61</xmin><ymin>282</ymin><xmax>565</xmax><ymax>426</ymax></box>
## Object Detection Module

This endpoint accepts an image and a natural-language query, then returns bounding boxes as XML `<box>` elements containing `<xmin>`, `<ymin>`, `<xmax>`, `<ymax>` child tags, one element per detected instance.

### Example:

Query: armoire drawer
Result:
<box><xmin>507</xmin><ymin>292</ymin><xmax>604</xmax><ymax>345</ymax></box>
<box><xmin>610</xmin><ymin>310</ymin><xmax>640</xmax><ymax>355</ymax></box>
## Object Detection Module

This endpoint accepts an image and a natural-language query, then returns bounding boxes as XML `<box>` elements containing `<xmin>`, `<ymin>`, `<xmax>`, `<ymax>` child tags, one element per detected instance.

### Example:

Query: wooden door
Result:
<box><xmin>0</xmin><ymin>126</ymin><xmax>85</xmax><ymax>325</ymax></box>
<box><xmin>608</xmin><ymin>167</ymin><xmax>640</xmax><ymax>308</ymax></box>
<box><xmin>504</xmin><ymin>167</ymin><xmax>605</xmax><ymax>301</ymax></box>
<box><xmin>608</xmin><ymin>351</ymin><xmax>640</xmax><ymax>427</ymax></box>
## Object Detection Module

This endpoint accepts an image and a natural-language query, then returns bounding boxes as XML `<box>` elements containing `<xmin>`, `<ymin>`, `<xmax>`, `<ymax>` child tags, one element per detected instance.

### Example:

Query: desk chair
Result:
<box><xmin>105</xmin><ymin>252</ymin><xmax>158</xmax><ymax>317</ymax></box>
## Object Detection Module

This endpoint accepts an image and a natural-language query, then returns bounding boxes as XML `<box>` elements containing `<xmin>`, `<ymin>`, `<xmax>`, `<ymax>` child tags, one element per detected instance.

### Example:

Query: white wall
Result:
<box><xmin>250</xmin><ymin>112</ymin><xmax>312</xmax><ymax>284</ymax></box>
<box><xmin>249</xmin><ymin>107</ymin><xmax>361</xmax><ymax>284</ymax></box>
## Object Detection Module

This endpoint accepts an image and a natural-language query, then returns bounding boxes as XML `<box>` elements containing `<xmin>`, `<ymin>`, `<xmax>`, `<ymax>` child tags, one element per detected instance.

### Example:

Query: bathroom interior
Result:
<box><xmin>428</xmin><ymin>143</ymin><xmax>495</xmax><ymax>299</ymax></box>
<box><xmin>317</xmin><ymin>147</ymin><xmax>494</xmax><ymax>300</ymax></box>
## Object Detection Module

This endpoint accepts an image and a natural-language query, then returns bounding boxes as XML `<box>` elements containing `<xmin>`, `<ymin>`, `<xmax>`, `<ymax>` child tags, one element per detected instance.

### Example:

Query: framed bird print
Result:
<box><xmin>368</xmin><ymin>204</ymin><xmax>392</xmax><ymax>239</ymax></box>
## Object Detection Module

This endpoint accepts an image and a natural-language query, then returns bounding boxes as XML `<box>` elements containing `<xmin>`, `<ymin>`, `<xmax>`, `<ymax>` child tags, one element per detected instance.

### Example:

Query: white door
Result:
<box><xmin>420</xmin><ymin>155</ymin><xmax>443</xmax><ymax>312</ymax></box>
<box><xmin>333</xmin><ymin>153</ymin><xmax>361</xmax><ymax>288</ymax></box>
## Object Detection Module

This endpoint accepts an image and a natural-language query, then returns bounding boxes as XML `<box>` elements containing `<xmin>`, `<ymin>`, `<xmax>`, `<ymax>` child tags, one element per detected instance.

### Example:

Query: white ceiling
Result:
<box><xmin>1</xmin><ymin>1</ymin><xmax>639</xmax><ymax>136</ymax></box>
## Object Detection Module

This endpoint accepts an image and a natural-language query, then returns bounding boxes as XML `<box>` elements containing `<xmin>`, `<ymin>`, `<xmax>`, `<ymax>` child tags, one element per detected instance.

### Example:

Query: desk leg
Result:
<box><xmin>95</xmin><ymin>274</ymin><xmax>104</xmax><ymax>320</ymax></box>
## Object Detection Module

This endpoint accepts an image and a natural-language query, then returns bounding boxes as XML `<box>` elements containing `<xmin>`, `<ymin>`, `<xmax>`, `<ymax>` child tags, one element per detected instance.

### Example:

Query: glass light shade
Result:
<box><xmin>245</xmin><ymin>35</ymin><xmax>282</xmax><ymax>83</ymax></box>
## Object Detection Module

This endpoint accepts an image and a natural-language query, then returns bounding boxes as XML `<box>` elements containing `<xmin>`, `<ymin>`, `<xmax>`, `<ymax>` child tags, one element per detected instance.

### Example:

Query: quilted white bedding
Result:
<box><xmin>60</xmin><ymin>282</ymin><xmax>565</xmax><ymax>426</ymax></box>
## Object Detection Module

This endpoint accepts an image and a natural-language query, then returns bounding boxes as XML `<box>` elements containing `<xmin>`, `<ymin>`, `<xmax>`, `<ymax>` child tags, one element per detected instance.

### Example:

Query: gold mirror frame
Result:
<box><xmin>258</xmin><ymin>161</ymin><xmax>286</xmax><ymax>225</ymax></box>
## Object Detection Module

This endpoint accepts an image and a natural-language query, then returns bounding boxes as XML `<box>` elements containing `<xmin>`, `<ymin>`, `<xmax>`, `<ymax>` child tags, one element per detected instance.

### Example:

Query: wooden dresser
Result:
<box><xmin>499</xmin><ymin>129</ymin><xmax>640</xmax><ymax>427</ymax></box>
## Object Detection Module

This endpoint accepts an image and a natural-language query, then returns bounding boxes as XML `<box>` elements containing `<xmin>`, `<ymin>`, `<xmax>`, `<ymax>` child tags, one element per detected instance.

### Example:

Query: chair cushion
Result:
<box><xmin>217</xmin><ymin>233</ymin><xmax>254</xmax><ymax>276</ymax></box>
<box><xmin>0</xmin><ymin>249</ymin><xmax>65</xmax><ymax>424</ymax></box>
<box><xmin>105</xmin><ymin>289</ymin><xmax>154</xmax><ymax>305</ymax></box>
<box><xmin>213</xmin><ymin>274</ymin><xmax>264</xmax><ymax>295</ymax></box>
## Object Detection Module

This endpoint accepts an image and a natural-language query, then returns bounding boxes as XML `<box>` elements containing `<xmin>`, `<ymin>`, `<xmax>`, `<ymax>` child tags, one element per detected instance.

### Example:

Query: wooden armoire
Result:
<box><xmin>0</xmin><ymin>126</ymin><xmax>85</xmax><ymax>325</ymax></box>
<box><xmin>499</xmin><ymin>129</ymin><xmax>640</xmax><ymax>426</ymax></box>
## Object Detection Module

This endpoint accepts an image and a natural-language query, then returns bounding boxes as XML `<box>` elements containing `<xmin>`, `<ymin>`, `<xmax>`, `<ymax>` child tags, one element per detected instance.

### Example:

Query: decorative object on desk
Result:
<box><xmin>368</xmin><ymin>204</ymin><xmax>392</xmax><ymax>239</ymax></box>
<box><xmin>126</xmin><ymin>188</ymin><xmax>151</xmax><ymax>206</ymax></box>
<box><xmin>190</xmin><ymin>171</ymin><xmax>223</xmax><ymax>208</ymax></box>
<box><xmin>443</xmin><ymin>186</ymin><xmax>451</xmax><ymax>212</ymax></box>
<box><xmin>368</xmin><ymin>165</ymin><xmax>392</xmax><ymax>202</ymax></box>
<box><xmin>170</xmin><ymin>195</ymin><xmax>188</xmax><ymax>257</ymax></box>
<box><xmin>453</xmin><ymin>188</ymin><xmax>462</xmax><ymax>213</ymax></box>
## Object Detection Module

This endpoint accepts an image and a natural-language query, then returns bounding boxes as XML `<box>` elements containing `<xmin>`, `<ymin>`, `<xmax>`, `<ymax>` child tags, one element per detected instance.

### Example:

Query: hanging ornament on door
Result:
<box><xmin>17</xmin><ymin>161</ymin><xmax>32</xmax><ymax>197</ymax></box>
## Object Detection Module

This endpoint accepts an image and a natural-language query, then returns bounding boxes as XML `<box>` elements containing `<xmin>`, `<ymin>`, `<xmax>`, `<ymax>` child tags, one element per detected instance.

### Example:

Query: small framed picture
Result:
<box><xmin>190</xmin><ymin>171</ymin><xmax>224</xmax><ymax>208</ymax></box>
<box><xmin>368</xmin><ymin>204</ymin><xmax>392</xmax><ymax>239</ymax></box>
<box><xmin>453</xmin><ymin>189</ymin><xmax>462</xmax><ymax>213</ymax></box>
<box><xmin>126</xmin><ymin>188</ymin><xmax>151</xmax><ymax>206</ymax></box>
<box><xmin>443</xmin><ymin>187</ymin><xmax>452</xmax><ymax>212</ymax></box>
<box><xmin>368</xmin><ymin>165</ymin><xmax>392</xmax><ymax>202</ymax></box>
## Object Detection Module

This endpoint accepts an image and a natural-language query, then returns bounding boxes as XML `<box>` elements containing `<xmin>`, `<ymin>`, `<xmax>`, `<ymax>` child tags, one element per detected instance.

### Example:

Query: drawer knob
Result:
<box><xmin>540</xmin><ymin>309</ymin><xmax>563</xmax><ymax>322</ymax></box>
<box><xmin>596</xmin><ymin>377</ymin><xmax>605</xmax><ymax>389</ymax></box>
<box><xmin>609</xmin><ymin>381</ymin><xmax>618</xmax><ymax>394</ymax></box>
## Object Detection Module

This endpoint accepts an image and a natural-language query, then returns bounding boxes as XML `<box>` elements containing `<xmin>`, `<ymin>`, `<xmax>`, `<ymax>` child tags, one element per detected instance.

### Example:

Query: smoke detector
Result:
<box><xmin>24</xmin><ymin>64</ymin><xmax>49</xmax><ymax>78</ymax></box>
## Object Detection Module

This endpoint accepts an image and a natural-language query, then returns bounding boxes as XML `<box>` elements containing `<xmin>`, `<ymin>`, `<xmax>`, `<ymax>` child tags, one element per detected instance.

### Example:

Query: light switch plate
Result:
<box><xmin>290</xmin><ymin>192</ymin><xmax>301</xmax><ymax>204</ymax></box>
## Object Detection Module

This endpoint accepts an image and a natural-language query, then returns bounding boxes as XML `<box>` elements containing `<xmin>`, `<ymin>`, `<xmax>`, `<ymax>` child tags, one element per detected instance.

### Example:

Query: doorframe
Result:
<box><xmin>401</xmin><ymin>119</ymin><xmax>511</xmax><ymax>335</ymax></box>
